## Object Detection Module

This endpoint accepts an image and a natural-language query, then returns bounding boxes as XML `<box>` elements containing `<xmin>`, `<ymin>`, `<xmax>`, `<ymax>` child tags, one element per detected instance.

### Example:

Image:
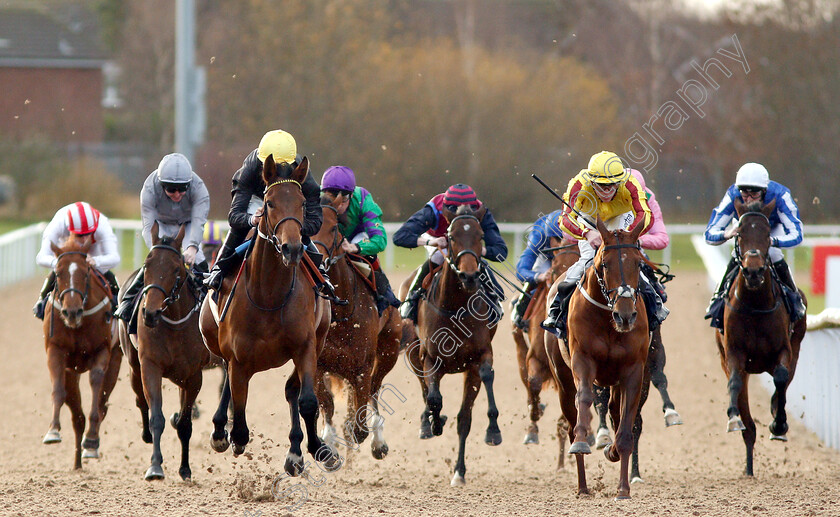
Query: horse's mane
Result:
<box><xmin>159</xmin><ymin>235</ymin><xmax>178</xmax><ymax>248</ymax></box>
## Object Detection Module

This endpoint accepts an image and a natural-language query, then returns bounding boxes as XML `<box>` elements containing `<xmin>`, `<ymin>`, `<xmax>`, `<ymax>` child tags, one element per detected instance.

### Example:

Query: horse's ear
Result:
<box><xmin>175</xmin><ymin>223</ymin><xmax>187</xmax><ymax>247</ymax></box>
<box><xmin>262</xmin><ymin>154</ymin><xmax>277</xmax><ymax>185</ymax></box>
<box><xmin>79</xmin><ymin>233</ymin><xmax>93</xmax><ymax>254</ymax></box>
<box><xmin>628</xmin><ymin>216</ymin><xmax>644</xmax><ymax>242</ymax></box>
<box><xmin>331</xmin><ymin>192</ymin><xmax>345</xmax><ymax>210</ymax></box>
<box><xmin>51</xmin><ymin>241</ymin><xmax>62</xmax><ymax>256</ymax></box>
<box><xmin>475</xmin><ymin>204</ymin><xmax>487</xmax><ymax>221</ymax></box>
<box><xmin>596</xmin><ymin>215</ymin><xmax>608</xmax><ymax>236</ymax></box>
<box><xmin>762</xmin><ymin>198</ymin><xmax>777</xmax><ymax>218</ymax></box>
<box><xmin>151</xmin><ymin>221</ymin><xmax>160</xmax><ymax>246</ymax></box>
<box><xmin>733</xmin><ymin>197</ymin><xmax>745</xmax><ymax>218</ymax></box>
<box><xmin>442</xmin><ymin>205</ymin><xmax>456</xmax><ymax>223</ymax></box>
<box><xmin>291</xmin><ymin>156</ymin><xmax>309</xmax><ymax>185</ymax></box>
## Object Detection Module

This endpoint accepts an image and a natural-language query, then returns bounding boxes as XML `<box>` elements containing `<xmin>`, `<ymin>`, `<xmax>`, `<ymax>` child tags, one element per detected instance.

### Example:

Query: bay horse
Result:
<box><xmin>558</xmin><ymin>217</ymin><xmax>649</xmax><ymax>499</ymax></box>
<box><xmin>400</xmin><ymin>204</ymin><xmax>502</xmax><ymax>486</ymax></box>
<box><xmin>311</xmin><ymin>195</ymin><xmax>402</xmax><ymax>459</ymax></box>
<box><xmin>42</xmin><ymin>233</ymin><xmax>122</xmax><ymax>469</ymax></box>
<box><xmin>200</xmin><ymin>156</ymin><xmax>339</xmax><ymax>476</ymax></box>
<box><xmin>511</xmin><ymin>235</ymin><xmax>578</xmax><ymax>467</ymax></box>
<box><xmin>716</xmin><ymin>198</ymin><xmax>805</xmax><ymax>476</ymax></box>
<box><xmin>118</xmin><ymin>222</ymin><xmax>213</xmax><ymax>480</ymax></box>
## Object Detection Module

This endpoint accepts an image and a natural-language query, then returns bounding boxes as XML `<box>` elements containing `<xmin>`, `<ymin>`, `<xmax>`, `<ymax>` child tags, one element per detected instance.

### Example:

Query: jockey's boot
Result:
<box><xmin>400</xmin><ymin>260</ymin><xmax>432</xmax><ymax>323</ymax></box>
<box><xmin>374</xmin><ymin>270</ymin><xmax>401</xmax><ymax>316</ymax></box>
<box><xmin>115</xmin><ymin>268</ymin><xmax>144</xmax><ymax>323</ymax></box>
<box><xmin>103</xmin><ymin>270</ymin><xmax>121</xmax><ymax>314</ymax></box>
<box><xmin>305</xmin><ymin>239</ymin><xmax>344</xmax><ymax>304</ymax></box>
<box><xmin>510</xmin><ymin>281</ymin><xmax>536</xmax><ymax>331</ymax></box>
<box><xmin>640</xmin><ymin>278</ymin><xmax>669</xmax><ymax>331</ymax></box>
<box><xmin>705</xmin><ymin>257</ymin><xmax>738</xmax><ymax>330</ymax></box>
<box><xmin>773</xmin><ymin>259</ymin><xmax>806</xmax><ymax>322</ymax></box>
<box><xmin>205</xmin><ymin>227</ymin><xmax>249</xmax><ymax>292</ymax></box>
<box><xmin>541</xmin><ymin>280</ymin><xmax>577</xmax><ymax>338</ymax></box>
<box><xmin>479</xmin><ymin>264</ymin><xmax>505</xmax><ymax>323</ymax></box>
<box><xmin>32</xmin><ymin>270</ymin><xmax>56</xmax><ymax>320</ymax></box>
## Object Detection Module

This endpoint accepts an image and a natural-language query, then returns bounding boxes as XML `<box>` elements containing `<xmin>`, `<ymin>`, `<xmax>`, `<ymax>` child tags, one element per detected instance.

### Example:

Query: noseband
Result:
<box><xmin>141</xmin><ymin>244</ymin><xmax>187</xmax><ymax>313</ymax></box>
<box><xmin>55</xmin><ymin>251</ymin><xmax>91</xmax><ymax>305</ymax></box>
<box><xmin>311</xmin><ymin>204</ymin><xmax>345</xmax><ymax>270</ymax></box>
<box><xmin>734</xmin><ymin>212</ymin><xmax>771</xmax><ymax>276</ymax></box>
<box><xmin>445</xmin><ymin>214</ymin><xmax>483</xmax><ymax>277</ymax></box>
<box><xmin>257</xmin><ymin>179</ymin><xmax>304</xmax><ymax>255</ymax></box>
<box><xmin>590</xmin><ymin>239</ymin><xmax>642</xmax><ymax>311</ymax></box>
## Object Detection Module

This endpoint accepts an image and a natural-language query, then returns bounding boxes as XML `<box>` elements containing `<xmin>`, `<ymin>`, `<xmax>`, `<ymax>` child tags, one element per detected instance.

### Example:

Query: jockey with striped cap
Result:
<box><xmin>320</xmin><ymin>165</ymin><xmax>401</xmax><ymax>315</ymax></box>
<box><xmin>203</xmin><ymin>129</ymin><xmax>337</xmax><ymax>300</ymax></box>
<box><xmin>33</xmin><ymin>202</ymin><xmax>121</xmax><ymax>320</ymax></box>
<box><xmin>542</xmin><ymin>151</ymin><xmax>669</xmax><ymax>337</ymax></box>
<box><xmin>115</xmin><ymin>152</ymin><xmax>211</xmax><ymax>324</ymax></box>
<box><xmin>392</xmin><ymin>183</ymin><xmax>508</xmax><ymax>324</ymax></box>
<box><xmin>704</xmin><ymin>162</ymin><xmax>805</xmax><ymax>329</ymax></box>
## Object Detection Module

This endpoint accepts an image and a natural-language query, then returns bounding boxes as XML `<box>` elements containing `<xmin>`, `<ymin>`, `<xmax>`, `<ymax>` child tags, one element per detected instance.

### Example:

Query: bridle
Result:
<box><xmin>55</xmin><ymin>251</ymin><xmax>91</xmax><ymax>307</ymax></box>
<box><xmin>733</xmin><ymin>211</ymin><xmax>771</xmax><ymax>277</ymax></box>
<box><xmin>311</xmin><ymin>204</ymin><xmax>346</xmax><ymax>271</ymax></box>
<box><xmin>140</xmin><ymin>244</ymin><xmax>193</xmax><ymax>323</ymax></box>
<box><xmin>257</xmin><ymin>179</ymin><xmax>304</xmax><ymax>255</ymax></box>
<box><xmin>583</xmin><ymin>236</ymin><xmax>642</xmax><ymax>312</ymax></box>
<box><xmin>444</xmin><ymin>214</ymin><xmax>483</xmax><ymax>277</ymax></box>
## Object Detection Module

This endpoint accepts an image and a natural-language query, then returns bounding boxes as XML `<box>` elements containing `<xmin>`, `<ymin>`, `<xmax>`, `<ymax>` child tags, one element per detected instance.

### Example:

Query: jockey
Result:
<box><xmin>510</xmin><ymin>209</ymin><xmax>566</xmax><ymax>330</ymax></box>
<box><xmin>319</xmin><ymin>165</ymin><xmax>401</xmax><ymax>315</ymax></box>
<box><xmin>704</xmin><ymin>162</ymin><xmax>805</xmax><ymax>329</ymax></box>
<box><xmin>33</xmin><ymin>202</ymin><xmax>121</xmax><ymax>320</ymax></box>
<box><xmin>202</xmin><ymin>220</ymin><xmax>226</xmax><ymax>265</ymax></box>
<box><xmin>115</xmin><ymin>153</ymin><xmax>210</xmax><ymax>323</ymax></box>
<box><xmin>392</xmin><ymin>183</ymin><xmax>508</xmax><ymax>324</ymax></box>
<box><xmin>203</xmin><ymin>129</ymin><xmax>336</xmax><ymax>298</ymax></box>
<box><xmin>541</xmin><ymin>151</ymin><xmax>668</xmax><ymax>337</ymax></box>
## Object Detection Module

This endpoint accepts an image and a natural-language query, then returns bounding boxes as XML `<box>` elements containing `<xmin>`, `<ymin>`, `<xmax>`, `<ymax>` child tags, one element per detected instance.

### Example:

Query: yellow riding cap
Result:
<box><xmin>257</xmin><ymin>130</ymin><xmax>297</xmax><ymax>164</ymax></box>
<box><xmin>583</xmin><ymin>151</ymin><xmax>630</xmax><ymax>185</ymax></box>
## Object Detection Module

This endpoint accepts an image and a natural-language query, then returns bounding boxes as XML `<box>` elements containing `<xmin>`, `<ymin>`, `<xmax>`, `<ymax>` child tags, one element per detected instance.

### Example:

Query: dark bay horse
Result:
<box><xmin>560</xmin><ymin>217</ymin><xmax>649</xmax><ymax>499</ymax></box>
<box><xmin>400</xmin><ymin>204</ymin><xmax>502</xmax><ymax>486</ymax></box>
<box><xmin>118</xmin><ymin>222</ymin><xmax>213</xmax><ymax>480</ymax></box>
<box><xmin>200</xmin><ymin>156</ymin><xmax>339</xmax><ymax>476</ymax></box>
<box><xmin>42</xmin><ymin>233</ymin><xmax>122</xmax><ymax>469</ymax></box>
<box><xmin>716</xmin><ymin>198</ymin><xmax>805</xmax><ymax>476</ymax></box>
<box><xmin>511</xmin><ymin>235</ymin><xmax>578</xmax><ymax>467</ymax></box>
<box><xmin>311</xmin><ymin>195</ymin><xmax>401</xmax><ymax>459</ymax></box>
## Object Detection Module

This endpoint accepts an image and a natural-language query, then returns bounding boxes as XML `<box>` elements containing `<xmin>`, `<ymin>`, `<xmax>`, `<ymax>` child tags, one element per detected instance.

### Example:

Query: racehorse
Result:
<box><xmin>400</xmin><ymin>204</ymin><xmax>503</xmax><ymax>486</ymax></box>
<box><xmin>557</xmin><ymin>217</ymin><xmax>649</xmax><ymax>499</ymax></box>
<box><xmin>716</xmin><ymin>198</ymin><xmax>805</xmax><ymax>476</ymax></box>
<box><xmin>118</xmin><ymin>223</ymin><xmax>213</xmax><ymax>480</ymax></box>
<box><xmin>42</xmin><ymin>233</ymin><xmax>122</xmax><ymax>469</ymax></box>
<box><xmin>200</xmin><ymin>156</ymin><xmax>339</xmax><ymax>476</ymax></box>
<box><xmin>311</xmin><ymin>195</ymin><xmax>401</xmax><ymax>459</ymax></box>
<box><xmin>511</xmin><ymin>235</ymin><xmax>578</xmax><ymax>468</ymax></box>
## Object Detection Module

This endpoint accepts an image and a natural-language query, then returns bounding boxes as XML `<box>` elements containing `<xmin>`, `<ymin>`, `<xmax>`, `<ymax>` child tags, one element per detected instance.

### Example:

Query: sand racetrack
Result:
<box><xmin>1</xmin><ymin>270</ymin><xmax>838</xmax><ymax>517</ymax></box>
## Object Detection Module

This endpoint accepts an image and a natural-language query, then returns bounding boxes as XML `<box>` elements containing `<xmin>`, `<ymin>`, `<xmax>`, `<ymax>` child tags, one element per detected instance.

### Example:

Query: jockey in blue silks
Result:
<box><xmin>704</xmin><ymin>162</ymin><xmax>805</xmax><ymax>330</ymax></box>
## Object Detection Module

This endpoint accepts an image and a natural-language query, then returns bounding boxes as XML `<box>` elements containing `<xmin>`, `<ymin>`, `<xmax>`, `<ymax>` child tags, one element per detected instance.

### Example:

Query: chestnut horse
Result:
<box><xmin>200</xmin><ymin>156</ymin><xmax>339</xmax><ymax>475</ymax></box>
<box><xmin>511</xmin><ymin>236</ymin><xmax>578</xmax><ymax>467</ymax></box>
<box><xmin>118</xmin><ymin>223</ymin><xmax>213</xmax><ymax>480</ymax></box>
<box><xmin>400</xmin><ymin>204</ymin><xmax>502</xmax><ymax>486</ymax></box>
<box><xmin>557</xmin><ymin>217</ymin><xmax>649</xmax><ymax>499</ymax></box>
<box><xmin>42</xmin><ymin>233</ymin><xmax>122</xmax><ymax>469</ymax></box>
<box><xmin>311</xmin><ymin>196</ymin><xmax>402</xmax><ymax>459</ymax></box>
<box><xmin>716</xmin><ymin>199</ymin><xmax>805</xmax><ymax>476</ymax></box>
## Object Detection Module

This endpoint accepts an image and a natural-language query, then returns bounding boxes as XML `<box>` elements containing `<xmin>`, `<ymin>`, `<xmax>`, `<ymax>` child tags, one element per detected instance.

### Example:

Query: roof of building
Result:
<box><xmin>0</xmin><ymin>7</ymin><xmax>106</xmax><ymax>68</ymax></box>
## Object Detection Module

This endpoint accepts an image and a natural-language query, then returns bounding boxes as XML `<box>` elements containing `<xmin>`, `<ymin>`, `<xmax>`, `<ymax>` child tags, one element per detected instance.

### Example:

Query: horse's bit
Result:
<box><xmin>140</xmin><ymin>244</ymin><xmax>196</xmax><ymax>324</ymax></box>
<box><xmin>588</xmin><ymin>237</ymin><xmax>642</xmax><ymax>311</ymax></box>
<box><xmin>445</xmin><ymin>214</ymin><xmax>483</xmax><ymax>277</ymax></box>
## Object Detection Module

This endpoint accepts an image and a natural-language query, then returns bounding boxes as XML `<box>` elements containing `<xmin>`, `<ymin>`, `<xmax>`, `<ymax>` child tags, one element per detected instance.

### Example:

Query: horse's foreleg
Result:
<box><xmin>609</xmin><ymin>363</ymin><xmax>645</xmax><ymax>500</ymax></box>
<box><xmin>409</xmin><ymin>343</ymin><xmax>434</xmax><ymax>439</ymax></box>
<box><xmin>425</xmin><ymin>358</ymin><xmax>446</xmax><ymax>437</ymax></box>
<box><xmin>648</xmin><ymin>329</ymin><xmax>682</xmax><ymax>426</ymax></box>
<box><xmin>284</xmin><ymin>372</ymin><xmax>305</xmax><ymax>476</ymax></box>
<box><xmin>98</xmin><ymin>345</ymin><xmax>122</xmax><ymax>422</ymax></box>
<box><xmin>63</xmin><ymin>370</ymin><xmax>85</xmax><ymax>469</ymax></box>
<box><xmin>570</xmin><ymin>358</ymin><xmax>595</xmax><ymax>455</ymax></box>
<box><xmin>369</xmin><ymin>321</ymin><xmax>400</xmax><ymax>459</ymax></box>
<box><xmin>345</xmin><ymin>377</ymin><xmax>372</xmax><ymax>446</ymax></box>
<box><xmin>769</xmin><ymin>363</ymin><xmax>791</xmax><ymax>440</ymax></box>
<box><xmin>524</xmin><ymin>352</ymin><xmax>544</xmax><ymax>445</ymax></box>
<box><xmin>726</xmin><ymin>366</ymin><xmax>748</xmax><ymax>432</ymax></box>
<box><xmin>593</xmin><ymin>385</ymin><xmax>612</xmax><ymax>449</ymax></box>
<box><xmin>317</xmin><ymin>373</ymin><xmax>338</xmax><ymax>448</ymax></box>
<box><xmin>452</xmin><ymin>367</ymin><xmax>482</xmax><ymax>486</ymax></box>
<box><xmin>630</xmin><ymin>370</ymin><xmax>651</xmax><ymax>484</ymax></box>
<box><xmin>127</xmin><ymin>345</ymin><xmax>151</xmax><ymax>444</ymax></box>
<box><xmin>210</xmin><ymin>364</ymin><xmax>231</xmax><ymax>452</ymax></box>
<box><xmin>176</xmin><ymin>372</ymin><xmax>202</xmax><ymax>481</ymax></box>
<box><xmin>479</xmin><ymin>357</ymin><xmax>502</xmax><ymax>446</ymax></box>
<box><xmin>737</xmin><ymin>377</ymin><xmax>757</xmax><ymax>476</ymax></box>
<box><xmin>140</xmin><ymin>361</ymin><xmax>165</xmax><ymax>480</ymax></box>
<box><xmin>44</xmin><ymin>346</ymin><xmax>68</xmax><ymax>446</ymax></box>
<box><xmin>82</xmin><ymin>346</ymin><xmax>110</xmax><ymax>456</ymax></box>
<box><xmin>228</xmin><ymin>361</ymin><xmax>251</xmax><ymax>457</ymax></box>
<box><xmin>298</xmin><ymin>350</ymin><xmax>338</xmax><ymax>471</ymax></box>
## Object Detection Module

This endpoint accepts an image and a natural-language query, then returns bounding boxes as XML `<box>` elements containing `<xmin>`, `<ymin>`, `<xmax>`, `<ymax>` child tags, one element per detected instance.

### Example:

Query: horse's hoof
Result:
<box><xmin>664</xmin><ymin>408</ymin><xmax>683</xmax><ymax>427</ymax></box>
<box><xmin>615</xmin><ymin>494</ymin><xmax>631</xmax><ymax>501</ymax></box>
<box><xmin>284</xmin><ymin>453</ymin><xmax>305</xmax><ymax>476</ymax></box>
<box><xmin>144</xmin><ymin>465</ymin><xmax>165</xmax><ymax>481</ymax></box>
<box><xmin>595</xmin><ymin>427</ymin><xmax>612</xmax><ymax>450</ymax></box>
<box><xmin>81</xmin><ymin>448</ymin><xmax>100</xmax><ymax>459</ymax></box>
<box><xmin>371</xmin><ymin>443</ymin><xmax>389</xmax><ymax>460</ymax></box>
<box><xmin>232</xmin><ymin>442</ymin><xmax>246</xmax><ymax>457</ymax></box>
<box><xmin>586</xmin><ymin>432</ymin><xmax>596</xmax><ymax>447</ymax></box>
<box><xmin>450</xmin><ymin>473</ymin><xmax>466</xmax><ymax>486</ymax></box>
<box><xmin>42</xmin><ymin>430</ymin><xmax>61</xmax><ymax>444</ymax></box>
<box><xmin>631</xmin><ymin>476</ymin><xmax>644</xmax><ymax>484</ymax></box>
<box><xmin>770</xmin><ymin>434</ymin><xmax>789</xmax><ymax>442</ymax></box>
<box><xmin>484</xmin><ymin>429</ymin><xmax>502</xmax><ymax>446</ymax></box>
<box><xmin>569</xmin><ymin>441</ymin><xmax>591</xmax><ymax>455</ymax></box>
<box><xmin>81</xmin><ymin>437</ymin><xmax>99</xmax><ymax>450</ymax></box>
<box><xmin>315</xmin><ymin>445</ymin><xmax>342</xmax><ymax>472</ymax></box>
<box><xmin>179</xmin><ymin>466</ymin><xmax>192</xmax><ymax>481</ymax></box>
<box><xmin>727</xmin><ymin>416</ymin><xmax>746</xmax><ymax>432</ymax></box>
<box><xmin>170</xmin><ymin>412</ymin><xmax>180</xmax><ymax>429</ymax></box>
<box><xmin>142</xmin><ymin>429</ymin><xmax>153</xmax><ymax>444</ymax></box>
<box><xmin>419</xmin><ymin>426</ymin><xmax>433</xmax><ymax>440</ymax></box>
<box><xmin>604</xmin><ymin>443</ymin><xmax>620</xmax><ymax>463</ymax></box>
<box><xmin>523</xmin><ymin>432</ymin><xmax>539</xmax><ymax>445</ymax></box>
<box><xmin>192</xmin><ymin>406</ymin><xmax>200</xmax><ymax>420</ymax></box>
<box><xmin>769</xmin><ymin>420</ymin><xmax>789</xmax><ymax>437</ymax></box>
<box><xmin>431</xmin><ymin>414</ymin><xmax>447</xmax><ymax>436</ymax></box>
<box><xmin>210</xmin><ymin>431</ymin><xmax>230</xmax><ymax>453</ymax></box>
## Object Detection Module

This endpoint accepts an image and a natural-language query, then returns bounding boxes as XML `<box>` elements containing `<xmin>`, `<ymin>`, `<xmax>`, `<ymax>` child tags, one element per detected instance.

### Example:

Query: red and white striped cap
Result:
<box><xmin>65</xmin><ymin>202</ymin><xmax>100</xmax><ymax>235</ymax></box>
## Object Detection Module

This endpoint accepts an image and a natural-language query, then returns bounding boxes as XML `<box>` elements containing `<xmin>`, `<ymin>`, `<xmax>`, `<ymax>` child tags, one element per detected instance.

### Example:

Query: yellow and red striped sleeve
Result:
<box><xmin>624</xmin><ymin>175</ymin><xmax>654</xmax><ymax>235</ymax></box>
<box><xmin>560</xmin><ymin>174</ymin><xmax>588</xmax><ymax>239</ymax></box>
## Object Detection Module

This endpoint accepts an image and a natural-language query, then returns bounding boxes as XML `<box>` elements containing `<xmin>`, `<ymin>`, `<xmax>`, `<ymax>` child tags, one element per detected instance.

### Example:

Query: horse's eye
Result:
<box><xmin>266</xmin><ymin>201</ymin><xmax>274</xmax><ymax>209</ymax></box>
